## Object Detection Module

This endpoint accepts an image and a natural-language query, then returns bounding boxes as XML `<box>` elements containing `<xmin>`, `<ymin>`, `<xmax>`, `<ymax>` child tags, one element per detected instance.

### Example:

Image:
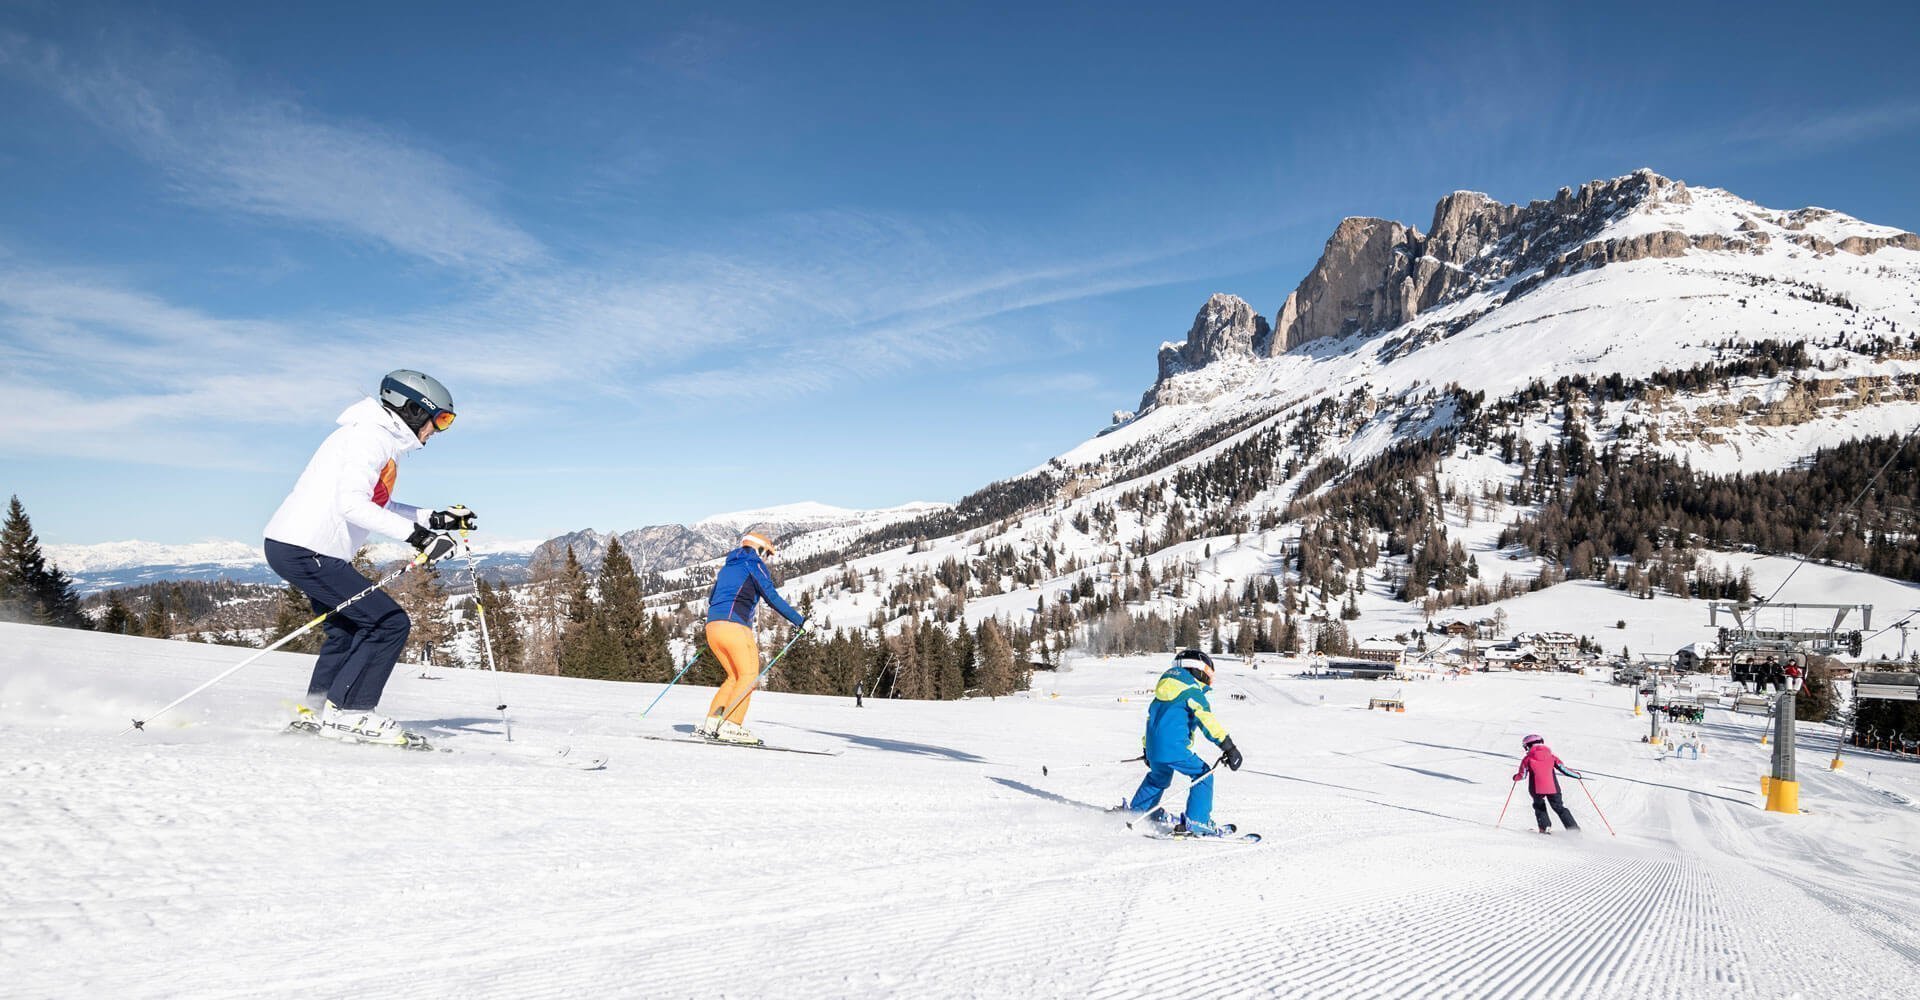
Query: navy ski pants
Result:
<box><xmin>1128</xmin><ymin>752</ymin><xmax>1214</xmax><ymax>825</ymax></box>
<box><xmin>264</xmin><ymin>540</ymin><xmax>410</xmax><ymax>711</ymax></box>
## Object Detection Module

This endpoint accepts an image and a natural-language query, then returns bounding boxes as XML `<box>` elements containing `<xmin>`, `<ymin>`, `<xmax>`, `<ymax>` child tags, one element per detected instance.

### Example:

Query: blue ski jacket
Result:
<box><xmin>707</xmin><ymin>546</ymin><xmax>804</xmax><ymax>628</ymax></box>
<box><xmin>1142</xmin><ymin>665</ymin><xmax>1230</xmax><ymax>762</ymax></box>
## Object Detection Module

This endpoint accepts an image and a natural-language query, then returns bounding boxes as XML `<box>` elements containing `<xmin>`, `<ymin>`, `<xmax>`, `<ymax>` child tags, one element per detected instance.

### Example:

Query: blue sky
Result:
<box><xmin>3</xmin><ymin>1</ymin><xmax>1918</xmax><ymax>545</ymax></box>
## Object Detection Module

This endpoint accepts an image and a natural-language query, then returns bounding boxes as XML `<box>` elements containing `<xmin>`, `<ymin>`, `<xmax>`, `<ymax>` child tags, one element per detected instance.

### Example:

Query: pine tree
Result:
<box><xmin>637</xmin><ymin>613</ymin><xmax>673</xmax><ymax>683</ymax></box>
<box><xmin>473</xmin><ymin>577</ymin><xmax>526</xmax><ymax>671</ymax></box>
<box><xmin>929</xmin><ymin>621</ymin><xmax>964</xmax><ymax>699</ymax></box>
<box><xmin>891</xmin><ymin>615</ymin><xmax>932</xmax><ymax>699</ymax></box>
<box><xmin>143</xmin><ymin>597</ymin><xmax>172</xmax><ymax>639</ymax></box>
<box><xmin>556</xmin><ymin>547</ymin><xmax>604</xmax><ymax>678</ymax></box>
<box><xmin>270</xmin><ymin>583</ymin><xmax>324</xmax><ymax>653</ymax></box>
<box><xmin>393</xmin><ymin>559</ymin><xmax>450</xmax><ymax>664</ymax></box>
<box><xmin>976</xmin><ymin>619</ymin><xmax>1015</xmax><ymax>698</ymax></box>
<box><xmin>0</xmin><ymin>496</ymin><xmax>88</xmax><ymax>629</ymax></box>
<box><xmin>593</xmin><ymin>538</ymin><xmax>648</xmax><ymax>682</ymax></box>
<box><xmin>101</xmin><ymin>593</ymin><xmax>134</xmax><ymax>635</ymax></box>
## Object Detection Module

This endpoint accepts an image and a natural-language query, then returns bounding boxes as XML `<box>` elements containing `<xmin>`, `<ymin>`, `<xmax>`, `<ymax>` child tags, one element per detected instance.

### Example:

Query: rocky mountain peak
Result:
<box><xmin>1137</xmin><ymin>169</ymin><xmax>1919</xmax><ymax>413</ymax></box>
<box><xmin>1140</xmin><ymin>294</ymin><xmax>1270</xmax><ymax>408</ymax></box>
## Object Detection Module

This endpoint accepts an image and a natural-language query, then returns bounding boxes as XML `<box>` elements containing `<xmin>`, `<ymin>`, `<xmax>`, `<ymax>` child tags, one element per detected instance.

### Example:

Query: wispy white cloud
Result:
<box><xmin>1706</xmin><ymin>99</ymin><xmax>1920</xmax><ymax>153</ymax></box>
<box><xmin>982</xmin><ymin>372</ymin><xmax>1102</xmax><ymax>397</ymax></box>
<box><xmin>0</xmin><ymin>26</ymin><xmax>542</xmax><ymax>271</ymax></box>
<box><xmin>0</xmin><ymin>21</ymin><xmax>1277</xmax><ymax>462</ymax></box>
<box><xmin>0</xmin><ymin>254</ymin><xmax>377</xmax><ymax>465</ymax></box>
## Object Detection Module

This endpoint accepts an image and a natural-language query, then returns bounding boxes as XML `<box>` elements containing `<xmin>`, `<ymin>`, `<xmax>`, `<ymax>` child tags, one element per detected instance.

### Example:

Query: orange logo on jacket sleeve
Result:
<box><xmin>373</xmin><ymin>460</ymin><xmax>397</xmax><ymax>507</ymax></box>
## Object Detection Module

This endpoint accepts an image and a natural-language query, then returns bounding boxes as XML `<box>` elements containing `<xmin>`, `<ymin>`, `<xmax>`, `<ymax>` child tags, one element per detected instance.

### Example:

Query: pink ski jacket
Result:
<box><xmin>1515</xmin><ymin>744</ymin><xmax>1580</xmax><ymax>795</ymax></box>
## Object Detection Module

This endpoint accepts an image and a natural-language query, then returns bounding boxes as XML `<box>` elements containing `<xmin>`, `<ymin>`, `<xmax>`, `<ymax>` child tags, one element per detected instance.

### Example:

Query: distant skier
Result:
<box><xmin>1126</xmin><ymin>649</ymin><xmax>1244</xmax><ymax>836</ymax></box>
<box><xmin>696</xmin><ymin>532</ymin><xmax>806</xmax><ymax>744</ymax></box>
<box><xmin>1513</xmin><ymin>733</ymin><xmax>1583</xmax><ymax>833</ymax></box>
<box><xmin>263</xmin><ymin>370</ymin><xmax>469</xmax><ymax>746</ymax></box>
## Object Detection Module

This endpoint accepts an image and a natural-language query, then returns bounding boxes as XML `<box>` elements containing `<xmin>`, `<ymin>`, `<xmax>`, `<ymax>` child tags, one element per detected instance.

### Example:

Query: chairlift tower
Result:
<box><xmin>1707</xmin><ymin>600</ymin><xmax>1873</xmax><ymax>815</ymax></box>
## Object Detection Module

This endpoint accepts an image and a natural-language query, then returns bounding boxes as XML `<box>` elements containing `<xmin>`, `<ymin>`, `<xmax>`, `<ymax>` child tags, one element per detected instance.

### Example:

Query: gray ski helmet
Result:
<box><xmin>378</xmin><ymin>369</ymin><xmax>455</xmax><ymax>432</ymax></box>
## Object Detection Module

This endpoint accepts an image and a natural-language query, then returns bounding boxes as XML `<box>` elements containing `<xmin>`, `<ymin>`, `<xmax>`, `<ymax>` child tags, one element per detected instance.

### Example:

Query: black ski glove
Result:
<box><xmin>1220</xmin><ymin>736</ymin><xmax>1244</xmax><ymax>771</ymax></box>
<box><xmin>408</xmin><ymin>524</ymin><xmax>460</xmax><ymax>563</ymax></box>
<box><xmin>426</xmin><ymin>505</ymin><xmax>477</xmax><ymax>531</ymax></box>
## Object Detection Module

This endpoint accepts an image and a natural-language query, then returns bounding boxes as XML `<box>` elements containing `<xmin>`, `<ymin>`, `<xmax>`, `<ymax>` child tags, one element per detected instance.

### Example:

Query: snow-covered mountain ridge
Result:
<box><xmin>737</xmin><ymin>170</ymin><xmax>1920</xmax><ymax>659</ymax></box>
<box><xmin>529</xmin><ymin>500</ymin><xmax>948</xmax><ymax>576</ymax></box>
<box><xmin>1143</xmin><ymin>168</ymin><xmax>1918</xmax><ymax>411</ymax></box>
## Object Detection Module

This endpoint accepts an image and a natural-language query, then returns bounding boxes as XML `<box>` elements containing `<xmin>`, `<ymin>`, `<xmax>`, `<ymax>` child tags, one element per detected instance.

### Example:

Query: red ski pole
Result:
<box><xmin>1496</xmin><ymin>779</ymin><xmax>1517</xmax><ymax>828</ymax></box>
<box><xmin>1576</xmin><ymin>777</ymin><xmax>1616</xmax><ymax>837</ymax></box>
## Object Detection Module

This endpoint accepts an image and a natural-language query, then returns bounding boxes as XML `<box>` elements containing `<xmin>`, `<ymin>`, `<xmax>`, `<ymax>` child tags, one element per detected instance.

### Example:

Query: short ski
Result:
<box><xmin>641</xmin><ymin>734</ymin><xmax>841</xmax><ymax>757</ymax></box>
<box><xmin>282</xmin><ymin>719</ymin><xmax>605</xmax><ymax>770</ymax></box>
<box><xmin>1148</xmin><ymin>829</ymin><xmax>1263</xmax><ymax>844</ymax></box>
<box><xmin>437</xmin><ymin>737</ymin><xmax>608</xmax><ymax>771</ymax></box>
<box><xmin>1128</xmin><ymin>806</ymin><xmax>1260</xmax><ymax>842</ymax></box>
<box><xmin>282</xmin><ymin>719</ymin><xmax>434</xmax><ymax>751</ymax></box>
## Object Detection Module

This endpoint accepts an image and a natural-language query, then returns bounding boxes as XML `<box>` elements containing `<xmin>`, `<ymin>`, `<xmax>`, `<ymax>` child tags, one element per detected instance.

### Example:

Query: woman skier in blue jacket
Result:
<box><xmin>697</xmin><ymin>532</ymin><xmax>806</xmax><ymax>744</ymax></box>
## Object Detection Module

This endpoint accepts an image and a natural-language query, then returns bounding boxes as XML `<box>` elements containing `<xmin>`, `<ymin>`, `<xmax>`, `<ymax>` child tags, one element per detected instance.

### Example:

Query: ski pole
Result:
<box><xmin>1042</xmin><ymin>754</ymin><xmax>1145</xmax><ymax>777</ymax></box>
<box><xmin>1496</xmin><ymin>779</ymin><xmax>1517</xmax><ymax>828</ymax></box>
<box><xmin>1126</xmin><ymin>756</ymin><xmax>1225</xmax><ymax>829</ymax></box>
<box><xmin>457</xmin><ymin>531</ymin><xmax>512</xmax><ymax>741</ymax></box>
<box><xmin>1576</xmin><ymin>777</ymin><xmax>1616</xmax><ymax>837</ymax></box>
<box><xmin>640</xmin><ymin>646</ymin><xmax>705</xmax><ymax>719</ymax></box>
<box><xmin>713</xmin><ymin>619</ymin><xmax>814</xmax><ymax>723</ymax></box>
<box><xmin>123</xmin><ymin>556</ymin><xmax>423</xmax><ymax>735</ymax></box>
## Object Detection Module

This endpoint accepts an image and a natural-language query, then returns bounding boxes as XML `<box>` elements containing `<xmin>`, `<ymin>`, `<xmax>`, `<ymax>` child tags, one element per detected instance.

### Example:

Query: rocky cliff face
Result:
<box><xmin>530</xmin><ymin>524</ymin><xmax>750</xmax><ymax>576</ymax></box>
<box><xmin>1138</xmin><ymin>169</ymin><xmax>1920</xmax><ymax>408</ymax></box>
<box><xmin>1140</xmin><ymin>294</ymin><xmax>1271</xmax><ymax>407</ymax></box>
<box><xmin>1274</xmin><ymin>171</ymin><xmax>1681</xmax><ymax>352</ymax></box>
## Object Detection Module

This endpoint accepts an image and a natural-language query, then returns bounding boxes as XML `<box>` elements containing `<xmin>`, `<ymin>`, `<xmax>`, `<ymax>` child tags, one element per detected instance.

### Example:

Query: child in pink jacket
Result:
<box><xmin>1514</xmin><ymin>734</ymin><xmax>1583</xmax><ymax>833</ymax></box>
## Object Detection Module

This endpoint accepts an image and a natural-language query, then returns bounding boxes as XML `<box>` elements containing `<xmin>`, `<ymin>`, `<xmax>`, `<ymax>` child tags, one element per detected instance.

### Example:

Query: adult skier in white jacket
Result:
<box><xmin>263</xmin><ymin>370</ymin><xmax>473</xmax><ymax>745</ymax></box>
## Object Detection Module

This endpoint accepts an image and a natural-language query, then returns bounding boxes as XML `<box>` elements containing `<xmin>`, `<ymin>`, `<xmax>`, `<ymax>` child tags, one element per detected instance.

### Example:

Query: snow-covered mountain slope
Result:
<box><xmin>1127</xmin><ymin>170</ymin><xmax>1919</xmax><ymax>461</ymax></box>
<box><xmin>738</xmin><ymin>170</ymin><xmax>1920</xmax><ymax>657</ymax></box>
<box><xmin>5</xmin><ymin>622</ymin><xmax>1916</xmax><ymax>997</ymax></box>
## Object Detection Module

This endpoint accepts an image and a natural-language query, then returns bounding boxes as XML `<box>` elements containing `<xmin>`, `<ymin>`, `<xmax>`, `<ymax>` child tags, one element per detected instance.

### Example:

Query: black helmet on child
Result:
<box><xmin>1174</xmin><ymin>648</ymin><xmax>1215</xmax><ymax>681</ymax></box>
<box><xmin>379</xmin><ymin>369</ymin><xmax>456</xmax><ymax>434</ymax></box>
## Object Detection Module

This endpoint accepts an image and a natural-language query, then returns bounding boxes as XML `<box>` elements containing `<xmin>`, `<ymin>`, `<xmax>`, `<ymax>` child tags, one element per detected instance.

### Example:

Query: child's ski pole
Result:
<box><xmin>1126</xmin><ymin>756</ymin><xmax>1226</xmax><ymax>830</ymax></box>
<box><xmin>1496</xmin><ymin>779</ymin><xmax>1517</xmax><ymax>828</ymax></box>
<box><xmin>1042</xmin><ymin>755</ymin><xmax>1145</xmax><ymax>777</ymax></box>
<box><xmin>1576</xmin><ymin>777</ymin><xmax>1616</xmax><ymax>836</ymax></box>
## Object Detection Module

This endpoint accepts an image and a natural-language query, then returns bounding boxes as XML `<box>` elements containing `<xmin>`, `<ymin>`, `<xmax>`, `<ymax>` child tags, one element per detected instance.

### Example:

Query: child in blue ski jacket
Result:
<box><xmin>1127</xmin><ymin>649</ymin><xmax>1244</xmax><ymax>835</ymax></box>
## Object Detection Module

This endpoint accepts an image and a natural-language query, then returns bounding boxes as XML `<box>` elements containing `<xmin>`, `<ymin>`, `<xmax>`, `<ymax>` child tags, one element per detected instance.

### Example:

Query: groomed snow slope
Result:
<box><xmin>4</xmin><ymin>623</ymin><xmax>1917</xmax><ymax>999</ymax></box>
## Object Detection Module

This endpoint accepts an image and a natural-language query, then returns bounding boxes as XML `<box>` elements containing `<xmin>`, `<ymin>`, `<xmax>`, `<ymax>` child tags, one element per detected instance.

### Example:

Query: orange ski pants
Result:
<box><xmin>705</xmin><ymin>620</ymin><xmax>761</xmax><ymax>724</ymax></box>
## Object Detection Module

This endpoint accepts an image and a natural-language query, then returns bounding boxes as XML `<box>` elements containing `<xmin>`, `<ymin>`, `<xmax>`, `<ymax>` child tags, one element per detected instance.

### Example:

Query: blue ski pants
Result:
<box><xmin>264</xmin><ymin>540</ymin><xmax>410</xmax><ymax>711</ymax></box>
<box><xmin>1128</xmin><ymin>752</ymin><xmax>1213</xmax><ymax>824</ymax></box>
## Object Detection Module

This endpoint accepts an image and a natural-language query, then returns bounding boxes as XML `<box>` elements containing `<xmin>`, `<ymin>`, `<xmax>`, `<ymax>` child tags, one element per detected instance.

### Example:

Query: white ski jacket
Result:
<box><xmin>264</xmin><ymin>398</ymin><xmax>427</xmax><ymax>561</ymax></box>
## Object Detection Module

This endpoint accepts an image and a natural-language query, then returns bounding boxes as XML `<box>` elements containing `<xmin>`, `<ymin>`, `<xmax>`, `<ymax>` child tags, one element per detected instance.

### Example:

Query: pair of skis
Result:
<box><xmin>282</xmin><ymin>708</ymin><xmax>607</xmax><ymax>770</ymax></box>
<box><xmin>640</xmin><ymin>731</ymin><xmax>841</xmax><ymax>757</ymax></box>
<box><xmin>1126</xmin><ymin>805</ymin><xmax>1262</xmax><ymax>844</ymax></box>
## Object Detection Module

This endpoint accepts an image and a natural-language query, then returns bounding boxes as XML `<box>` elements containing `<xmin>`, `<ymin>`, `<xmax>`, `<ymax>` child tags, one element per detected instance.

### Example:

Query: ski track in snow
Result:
<box><xmin>3</xmin><ymin>624</ymin><xmax>1919</xmax><ymax>998</ymax></box>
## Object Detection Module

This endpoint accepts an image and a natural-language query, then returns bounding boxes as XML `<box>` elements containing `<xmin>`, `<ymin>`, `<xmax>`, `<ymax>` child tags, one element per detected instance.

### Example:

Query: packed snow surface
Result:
<box><xmin>4</xmin><ymin>623</ymin><xmax>1917</xmax><ymax>998</ymax></box>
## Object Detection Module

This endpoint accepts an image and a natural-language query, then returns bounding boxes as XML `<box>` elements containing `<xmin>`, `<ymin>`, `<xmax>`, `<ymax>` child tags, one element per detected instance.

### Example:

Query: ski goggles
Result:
<box><xmin>389</xmin><ymin>384</ymin><xmax>456</xmax><ymax>430</ymax></box>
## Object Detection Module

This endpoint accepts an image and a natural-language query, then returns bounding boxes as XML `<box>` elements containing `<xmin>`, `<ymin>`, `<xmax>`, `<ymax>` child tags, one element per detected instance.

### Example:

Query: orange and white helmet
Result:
<box><xmin>742</xmin><ymin>532</ymin><xmax>776</xmax><ymax>558</ymax></box>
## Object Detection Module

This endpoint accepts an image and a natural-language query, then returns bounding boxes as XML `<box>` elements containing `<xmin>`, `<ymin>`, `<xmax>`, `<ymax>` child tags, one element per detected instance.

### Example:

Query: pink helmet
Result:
<box><xmin>1521</xmin><ymin>733</ymin><xmax>1545</xmax><ymax>748</ymax></box>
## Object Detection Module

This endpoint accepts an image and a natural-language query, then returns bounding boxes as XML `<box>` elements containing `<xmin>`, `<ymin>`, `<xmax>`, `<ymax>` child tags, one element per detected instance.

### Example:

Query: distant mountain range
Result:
<box><xmin>45</xmin><ymin>501</ymin><xmax>947</xmax><ymax>595</ymax></box>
